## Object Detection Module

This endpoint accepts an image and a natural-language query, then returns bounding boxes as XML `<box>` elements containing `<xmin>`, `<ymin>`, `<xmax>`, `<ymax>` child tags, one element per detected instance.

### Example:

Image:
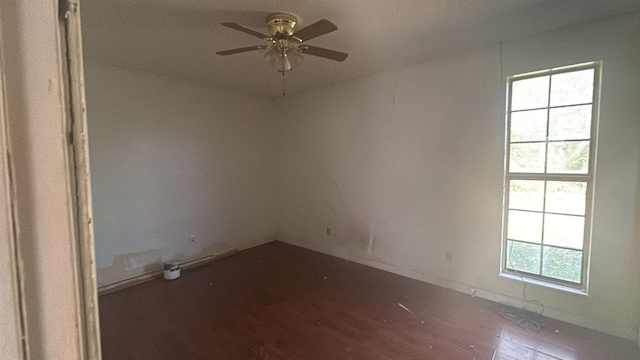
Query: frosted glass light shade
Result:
<box><xmin>264</xmin><ymin>46</ymin><xmax>303</xmax><ymax>72</ymax></box>
<box><xmin>286</xmin><ymin>47</ymin><xmax>303</xmax><ymax>66</ymax></box>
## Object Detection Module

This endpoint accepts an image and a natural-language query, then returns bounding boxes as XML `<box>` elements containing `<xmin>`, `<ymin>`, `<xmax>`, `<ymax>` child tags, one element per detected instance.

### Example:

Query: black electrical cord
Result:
<box><xmin>499</xmin><ymin>238</ymin><xmax>546</xmax><ymax>331</ymax></box>
<box><xmin>494</xmin><ymin>306</ymin><xmax>545</xmax><ymax>331</ymax></box>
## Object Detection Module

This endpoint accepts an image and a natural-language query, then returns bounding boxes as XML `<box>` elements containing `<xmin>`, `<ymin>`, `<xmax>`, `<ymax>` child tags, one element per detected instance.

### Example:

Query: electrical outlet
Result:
<box><xmin>326</xmin><ymin>228</ymin><xmax>331</xmax><ymax>236</ymax></box>
<box><xmin>189</xmin><ymin>235</ymin><xmax>195</xmax><ymax>245</ymax></box>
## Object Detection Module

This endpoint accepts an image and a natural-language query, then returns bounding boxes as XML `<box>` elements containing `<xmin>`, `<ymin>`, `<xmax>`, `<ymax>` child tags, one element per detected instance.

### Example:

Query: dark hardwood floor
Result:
<box><xmin>99</xmin><ymin>241</ymin><xmax>640</xmax><ymax>359</ymax></box>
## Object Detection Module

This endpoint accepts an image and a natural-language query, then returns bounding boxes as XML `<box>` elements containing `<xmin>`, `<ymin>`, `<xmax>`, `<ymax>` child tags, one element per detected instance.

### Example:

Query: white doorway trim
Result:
<box><xmin>0</xmin><ymin>0</ymin><xmax>101</xmax><ymax>358</ymax></box>
<box><xmin>0</xmin><ymin>10</ymin><xmax>26</xmax><ymax>359</ymax></box>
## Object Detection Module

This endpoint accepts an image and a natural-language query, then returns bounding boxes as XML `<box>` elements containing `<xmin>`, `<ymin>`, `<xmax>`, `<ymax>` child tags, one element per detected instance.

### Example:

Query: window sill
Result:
<box><xmin>499</xmin><ymin>272</ymin><xmax>589</xmax><ymax>296</ymax></box>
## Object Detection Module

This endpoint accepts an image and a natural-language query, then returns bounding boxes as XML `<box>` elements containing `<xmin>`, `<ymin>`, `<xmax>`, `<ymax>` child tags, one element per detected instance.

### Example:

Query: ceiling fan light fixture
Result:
<box><xmin>217</xmin><ymin>13</ymin><xmax>347</xmax><ymax>75</ymax></box>
<box><xmin>263</xmin><ymin>45</ymin><xmax>303</xmax><ymax>72</ymax></box>
<box><xmin>266</xmin><ymin>13</ymin><xmax>298</xmax><ymax>36</ymax></box>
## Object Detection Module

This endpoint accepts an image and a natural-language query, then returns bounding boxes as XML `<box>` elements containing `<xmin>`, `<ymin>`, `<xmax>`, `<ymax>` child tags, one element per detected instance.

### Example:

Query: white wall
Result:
<box><xmin>85</xmin><ymin>62</ymin><xmax>278</xmax><ymax>286</ymax></box>
<box><xmin>276</xmin><ymin>13</ymin><xmax>640</xmax><ymax>340</ymax></box>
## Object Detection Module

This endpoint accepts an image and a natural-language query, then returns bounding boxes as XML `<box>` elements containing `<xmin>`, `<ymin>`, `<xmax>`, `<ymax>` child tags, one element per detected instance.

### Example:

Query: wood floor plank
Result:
<box><xmin>99</xmin><ymin>241</ymin><xmax>640</xmax><ymax>359</ymax></box>
<box><xmin>492</xmin><ymin>350</ymin><xmax>520</xmax><ymax>360</ymax></box>
<box><xmin>499</xmin><ymin>326</ymin><xmax>574</xmax><ymax>359</ymax></box>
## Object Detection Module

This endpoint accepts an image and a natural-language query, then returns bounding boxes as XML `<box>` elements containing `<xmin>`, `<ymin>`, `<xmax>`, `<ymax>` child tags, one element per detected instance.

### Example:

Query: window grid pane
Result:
<box><xmin>545</xmin><ymin>181</ymin><xmax>586</xmax><ymax>215</ymax></box>
<box><xmin>543</xmin><ymin>213</ymin><xmax>585</xmax><ymax>249</ymax></box>
<box><xmin>504</xmin><ymin>64</ymin><xmax>597</xmax><ymax>287</ymax></box>
<box><xmin>508</xmin><ymin>180</ymin><xmax>544</xmax><ymax>211</ymax></box>
<box><xmin>546</xmin><ymin>141</ymin><xmax>590</xmax><ymax>174</ymax></box>
<box><xmin>507</xmin><ymin>210</ymin><xmax>543</xmax><ymax>243</ymax></box>
<box><xmin>548</xmin><ymin>105</ymin><xmax>592</xmax><ymax>141</ymax></box>
<box><xmin>507</xmin><ymin>240</ymin><xmax>541</xmax><ymax>275</ymax></box>
<box><xmin>542</xmin><ymin>246</ymin><xmax>582</xmax><ymax>282</ymax></box>
<box><xmin>509</xmin><ymin>143</ymin><xmax>546</xmax><ymax>173</ymax></box>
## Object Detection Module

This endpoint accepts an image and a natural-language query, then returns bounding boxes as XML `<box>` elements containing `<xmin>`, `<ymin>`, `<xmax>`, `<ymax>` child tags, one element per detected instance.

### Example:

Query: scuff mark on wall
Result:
<box><xmin>98</xmin><ymin>249</ymin><xmax>164</xmax><ymax>287</ymax></box>
<box><xmin>367</xmin><ymin>217</ymin><xmax>375</xmax><ymax>256</ymax></box>
<box><xmin>122</xmin><ymin>249</ymin><xmax>163</xmax><ymax>271</ymax></box>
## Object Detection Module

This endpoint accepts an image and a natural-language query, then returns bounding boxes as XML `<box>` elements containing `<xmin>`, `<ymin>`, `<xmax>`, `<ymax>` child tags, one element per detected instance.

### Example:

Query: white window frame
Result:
<box><xmin>501</xmin><ymin>61</ymin><xmax>601</xmax><ymax>292</ymax></box>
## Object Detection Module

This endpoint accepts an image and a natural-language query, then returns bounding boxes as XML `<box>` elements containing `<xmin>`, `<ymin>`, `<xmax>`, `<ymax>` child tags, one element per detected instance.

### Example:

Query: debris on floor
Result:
<box><xmin>398</xmin><ymin>303</ymin><xmax>413</xmax><ymax>315</ymax></box>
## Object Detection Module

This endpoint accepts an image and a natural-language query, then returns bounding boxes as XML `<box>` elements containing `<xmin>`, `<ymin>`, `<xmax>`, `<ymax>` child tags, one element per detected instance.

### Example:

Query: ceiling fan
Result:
<box><xmin>216</xmin><ymin>13</ymin><xmax>348</xmax><ymax>72</ymax></box>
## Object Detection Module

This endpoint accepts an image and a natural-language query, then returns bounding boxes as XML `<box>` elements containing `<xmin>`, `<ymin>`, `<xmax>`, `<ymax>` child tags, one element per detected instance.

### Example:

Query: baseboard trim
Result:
<box><xmin>97</xmin><ymin>235</ymin><xmax>277</xmax><ymax>296</ymax></box>
<box><xmin>97</xmin><ymin>249</ymin><xmax>238</xmax><ymax>296</ymax></box>
<box><xmin>277</xmin><ymin>236</ymin><xmax>638</xmax><ymax>342</ymax></box>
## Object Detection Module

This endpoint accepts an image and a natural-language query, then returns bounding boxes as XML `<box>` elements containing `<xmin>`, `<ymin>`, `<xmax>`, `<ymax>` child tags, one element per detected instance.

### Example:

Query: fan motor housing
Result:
<box><xmin>266</xmin><ymin>13</ymin><xmax>298</xmax><ymax>36</ymax></box>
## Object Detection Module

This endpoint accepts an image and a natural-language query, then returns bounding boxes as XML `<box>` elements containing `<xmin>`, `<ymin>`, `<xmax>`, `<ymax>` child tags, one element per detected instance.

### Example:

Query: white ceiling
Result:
<box><xmin>81</xmin><ymin>0</ymin><xmax>640</xmax><ymax>98</ymax></box>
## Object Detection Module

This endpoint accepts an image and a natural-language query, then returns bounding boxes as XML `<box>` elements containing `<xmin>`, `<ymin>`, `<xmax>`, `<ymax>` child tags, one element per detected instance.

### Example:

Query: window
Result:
<box><xmin>502</xmin><ymin>62</ymin><xmax>600</xmax><ymax>290</ymax></box>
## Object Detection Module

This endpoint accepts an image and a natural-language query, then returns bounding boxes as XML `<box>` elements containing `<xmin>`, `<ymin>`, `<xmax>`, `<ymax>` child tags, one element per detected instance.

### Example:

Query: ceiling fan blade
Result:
<box><xmin>294</xmin><ymin>19</ymin><xmax>338</xmax><ymax>42</ymax></box>
<box><xmin>299</xmin><ymin>45</ymin><xmax>348</xmax><ymax>62</ymax></box>
<box><xmin>221</xmin><ymin>23</ymin><xmax>270</xmax><ymax>40</ymax></box>
<box><xmin>216</xmin><ymin>45</ymin><xmax>269</xmax><ymax>56</ymax></box>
